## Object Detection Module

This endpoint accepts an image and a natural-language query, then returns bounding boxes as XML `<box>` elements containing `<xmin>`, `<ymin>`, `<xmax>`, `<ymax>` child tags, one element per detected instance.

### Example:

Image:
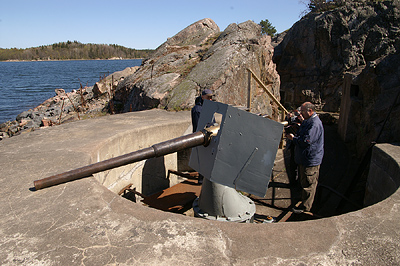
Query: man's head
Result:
<box><xmin>201</xmin><ymin>89</ymin><xmax>214</xmax><ymax>100</ymax></box>
<box><xmin>300</xmin><ymin>102</ymin><xmax>315</xmax><ymax>120</ymax></box>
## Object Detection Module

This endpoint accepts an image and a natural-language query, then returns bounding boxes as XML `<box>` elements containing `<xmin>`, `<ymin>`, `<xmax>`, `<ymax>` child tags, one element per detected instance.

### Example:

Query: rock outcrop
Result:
<box><xmin>1</xmin><ymin>18</ymin><xmax>281</xmax><ymax>140</ymax></box>
<box><xmin>93</xmin><ymin>66</ymin><xmax>139</xmax><ymax>97</ymax></box>
<box><xmin>112</xmin><ymin>18</ymin><xmax>281</xmax><ymax>117</ymax></box>
<box><xmin>274</xmin><ymin>0</ymin><xmax>400</xmax><ymax>156</ymax></box>
<box><xmin>339</xmin><ymin>50</ymin><xmax>400</xmax><ymax>157</ymax></box>
<box><xmin>274</xmin><ymin>0</ymin><xmax>400</xmax><ymax>112</ymax></box>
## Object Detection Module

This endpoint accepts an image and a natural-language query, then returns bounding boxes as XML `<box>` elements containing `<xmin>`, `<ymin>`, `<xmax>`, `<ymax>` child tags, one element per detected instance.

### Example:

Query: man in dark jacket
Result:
<box><xmin>191</xmin><ymin>89</ymin><xmax>214</xmax><ymax>184</ymax></box>
<box><xmin>286</xmin><ymin>102</ymin><xmax>324</xmax><ymax>213</ymax></box>
<box><xmin>191</xmin><ymin>89</ymin><xmax>214</xmax><ymax>132</ymax></box>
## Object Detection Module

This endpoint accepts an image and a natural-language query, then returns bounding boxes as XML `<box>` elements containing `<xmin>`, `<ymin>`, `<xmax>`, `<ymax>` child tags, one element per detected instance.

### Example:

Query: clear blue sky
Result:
<box><xmin>0</xmin><ymin>0</ymin><xmax>306</xmax><ymax>50</ymax></box>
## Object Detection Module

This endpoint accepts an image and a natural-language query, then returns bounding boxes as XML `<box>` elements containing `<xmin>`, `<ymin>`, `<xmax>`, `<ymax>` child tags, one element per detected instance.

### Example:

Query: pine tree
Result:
<box><xmin>259</xmin><ymin>19</ymin><xmax>277</xmax><ymax>37</ymax></box>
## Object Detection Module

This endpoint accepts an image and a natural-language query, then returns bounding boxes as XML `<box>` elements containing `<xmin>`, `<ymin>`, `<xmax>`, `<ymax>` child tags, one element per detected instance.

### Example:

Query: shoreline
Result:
<box><xmin>0</xmin><ymin>64</ymin><xmax>140</xmax><ymax>140</ymax></box>
<box><xmin>2</xmin><ymin>58</ymin><xmax>144</xmax><ymax>62</ymax></box>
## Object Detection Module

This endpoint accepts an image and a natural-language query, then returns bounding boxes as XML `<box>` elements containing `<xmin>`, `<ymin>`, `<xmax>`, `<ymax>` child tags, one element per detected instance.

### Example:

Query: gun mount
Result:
<box><xmin>189</xmin><ymin>100</ymin><xmax>284</xmax><ymax>222</ymax></box>
<box><xmin>34</xmin><ymin>100</ymin><xmax>284</xmax><ymax>223</ymax></box>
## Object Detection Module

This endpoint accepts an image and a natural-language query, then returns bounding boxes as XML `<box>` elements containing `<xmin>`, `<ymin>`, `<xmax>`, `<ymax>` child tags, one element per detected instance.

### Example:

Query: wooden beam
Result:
<box><xmin>247</xmin><ymin>71</ymin><xmax>252</xmax><ymax>110</ymax></box>
<box><xmin>246</xmin><ymin>68</ymin><xmax>288</xmax><ymax>115</ymax></box>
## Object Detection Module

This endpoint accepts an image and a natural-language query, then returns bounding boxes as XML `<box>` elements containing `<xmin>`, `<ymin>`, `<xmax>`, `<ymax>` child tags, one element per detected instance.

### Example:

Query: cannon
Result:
<box><xmin>33</xmin><ymin>125</ymin><xmax>220</xmax><ymax>190</ymax></box>
<box><xmin>34</xmin><ymin>100</ymin><xmax>284</xmax><ymax>223</ymax></box>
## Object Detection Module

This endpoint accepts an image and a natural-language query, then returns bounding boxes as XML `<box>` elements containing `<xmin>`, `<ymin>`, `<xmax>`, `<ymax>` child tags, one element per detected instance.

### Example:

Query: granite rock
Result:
<box><xmin>274</xmin><ymin>0</ymin><xmax>400</xmax><ymax>112</ymax></box>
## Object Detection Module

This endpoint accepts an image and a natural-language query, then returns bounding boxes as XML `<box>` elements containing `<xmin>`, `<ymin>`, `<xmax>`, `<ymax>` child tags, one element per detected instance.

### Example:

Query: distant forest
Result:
<box><xmin>0</xmin><ymin>41</ymin><xmax>154</xmax><ymax>61</ymax></box>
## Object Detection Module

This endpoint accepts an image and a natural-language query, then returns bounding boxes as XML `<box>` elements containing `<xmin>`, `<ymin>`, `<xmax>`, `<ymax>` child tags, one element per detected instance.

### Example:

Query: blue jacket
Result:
<box><xmin>293</xmin><ymin>113</ymin><xmax>324</xmax><ymax>167</ymax></box>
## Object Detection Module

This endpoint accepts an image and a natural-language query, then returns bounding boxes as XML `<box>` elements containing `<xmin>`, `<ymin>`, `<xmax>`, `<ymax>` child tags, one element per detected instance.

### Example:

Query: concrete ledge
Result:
<box><xmin>365</xmin><ymin>143</ymin><xmax>400</xmax><ymax>206</ymax></box>
<box><xmin>1</xmin><ymin>110</ymin><xmax>399</xmax><ymax>265</ymax></box>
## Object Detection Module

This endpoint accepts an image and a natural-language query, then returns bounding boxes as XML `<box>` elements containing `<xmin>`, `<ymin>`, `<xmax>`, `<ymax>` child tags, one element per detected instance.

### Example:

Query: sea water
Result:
<box><xmin>0</xmin><ymin>59</ymin><xmax>142</xmax><ymax>124</ymax></box>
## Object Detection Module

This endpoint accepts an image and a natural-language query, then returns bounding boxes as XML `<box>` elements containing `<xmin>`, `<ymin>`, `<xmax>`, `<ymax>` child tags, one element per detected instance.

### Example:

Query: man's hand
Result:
<box><xmin>298</xmin><ymin>113</ymin><xmax>304</xmax><ymax>123</ymax></box>
<box><xmin>286</xmin><ymin>133</ymin><xmax>294</xmax><ymax>140</ymax></box>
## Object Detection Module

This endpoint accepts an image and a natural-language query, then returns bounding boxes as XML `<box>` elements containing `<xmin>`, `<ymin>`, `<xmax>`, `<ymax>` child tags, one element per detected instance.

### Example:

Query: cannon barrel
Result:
<box><xmin>33</xmin><ymin>125</ymin><xmax>220</xmax><ymax>190</ymax></box>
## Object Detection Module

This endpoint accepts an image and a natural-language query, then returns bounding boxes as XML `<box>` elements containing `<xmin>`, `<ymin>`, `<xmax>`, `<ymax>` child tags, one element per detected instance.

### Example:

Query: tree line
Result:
<box><xmin>0</xmin><ymin>41</ymin><xmax>154</xmax><ymax>61</ymax></box>
<box><xmin>259</xmin><ymin>0</ymin><xmax>394</xmax><ymax>37</ymax></box>
<box><xmin>302</xmin><ymin>0</ymin><xmax>394</xmax><ymax>13</ymax></box>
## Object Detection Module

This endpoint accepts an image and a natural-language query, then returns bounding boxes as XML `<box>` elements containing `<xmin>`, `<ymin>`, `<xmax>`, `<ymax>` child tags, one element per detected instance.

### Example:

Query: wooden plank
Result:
<box><xmin>246</xmin><ymin>68</ymin><xmax>288</xmax><ymax>115</ymax></box>
<box><xmin>247</xmin><ymin>71</ymin><xmax>252</xmax><ymax>110</ymax></box>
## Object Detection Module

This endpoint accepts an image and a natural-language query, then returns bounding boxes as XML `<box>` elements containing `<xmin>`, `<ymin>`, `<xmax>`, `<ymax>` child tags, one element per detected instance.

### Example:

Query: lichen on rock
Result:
<box><xmin>112</xmin><ymin>18</ymin><xmax>281</xmax><ymax>119</ymax></box>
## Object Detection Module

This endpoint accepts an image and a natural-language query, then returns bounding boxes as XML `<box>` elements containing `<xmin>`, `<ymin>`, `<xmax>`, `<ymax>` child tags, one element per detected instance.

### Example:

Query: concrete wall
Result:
<box><xmin>1</xmin><ymin>110</ymin><xmax>399</xmax><ymax>265</ymax></box>
<box><xmin>92</xmin><ymin>119</ymin><xmax>192</xmax><ymax>195</ymax></box>
<box><xmin>365</xmin><ymin>143</ymin><xmax>400</xmax><ymax>206</ymax></box>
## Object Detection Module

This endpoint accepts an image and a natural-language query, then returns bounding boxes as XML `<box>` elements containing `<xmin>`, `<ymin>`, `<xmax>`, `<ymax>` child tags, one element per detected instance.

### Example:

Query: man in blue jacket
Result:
<box><xmin>286</xmin><ymin>102</ymin><xmax>324</xmax><ymax>213</ymax></box>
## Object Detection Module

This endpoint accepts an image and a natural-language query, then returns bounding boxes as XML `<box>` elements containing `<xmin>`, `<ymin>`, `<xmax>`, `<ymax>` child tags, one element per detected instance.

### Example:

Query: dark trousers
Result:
<box><xmin>298</xmin><ymin>165</ymin><xmax>320</xmax><ymax>211</ymax></box>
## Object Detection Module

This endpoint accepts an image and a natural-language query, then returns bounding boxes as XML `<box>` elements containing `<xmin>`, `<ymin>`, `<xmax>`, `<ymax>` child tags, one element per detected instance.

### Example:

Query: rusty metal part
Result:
<box><xmin>118</xmin><ymin>183</ymin><xmax>146</xmax><ymax>199</ymax></box>
<box><xmin>274</xmin><ymin>201</ymin><xmax>301</xmax><ymax>222</ymax></box>
<box><xmin>118</xmin><ymin>183</ymin><xmax>134</xmax><ymax>196</ymax></box>
<box><xmin>33</xmin><ymin>125</ymin><xmax>220</xmax><ymax>190</ymax></box>
<box><xmin>142</xmin><ymin>179</ymin><xmax>202</xmax><ymax>213</ymax></box>
<box><xmin>167</xmin><ymin>169</ymin><xmax>199</xmax><ymax>180</ymax></box>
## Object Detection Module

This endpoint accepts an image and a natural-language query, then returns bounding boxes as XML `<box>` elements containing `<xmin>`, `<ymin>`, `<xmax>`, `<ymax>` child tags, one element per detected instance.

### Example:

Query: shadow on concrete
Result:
<box><xmin>313</xmin><ymin>124</ymin><xmax>363</xmax><ymax>217</ymax></box>
<box><xmin>142</xmin><ymin>156</ymin><xmax>168</xmax><ymax>196</ymax></box>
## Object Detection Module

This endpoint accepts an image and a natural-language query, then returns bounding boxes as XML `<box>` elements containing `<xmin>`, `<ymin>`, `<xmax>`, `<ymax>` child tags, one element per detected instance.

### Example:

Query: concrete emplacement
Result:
<box><xmin>1</xmin><ymin>109</ymin><xmax>399</xmax><ymax>265</ymax></box>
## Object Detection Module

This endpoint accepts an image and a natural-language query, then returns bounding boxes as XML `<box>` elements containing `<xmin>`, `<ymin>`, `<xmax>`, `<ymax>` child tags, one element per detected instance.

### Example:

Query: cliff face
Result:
<box><xmin>274</xmin><ymin>0</ymin><xmax>400</xmax><ymax>156</ymax></box>
<box><xmin>113</xmin><ymin>18</ymin><xmax>281</xmax><ymax>118</ymax></box>
<box><xmin>274</xmin><ymin>0</ymin><xmax>400</xmax><ymax>112</ymax></box>
<box><xmin>339</xmin><ymin>49</ymin><xmax>400</xmax><ymax>156</ymax></box>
